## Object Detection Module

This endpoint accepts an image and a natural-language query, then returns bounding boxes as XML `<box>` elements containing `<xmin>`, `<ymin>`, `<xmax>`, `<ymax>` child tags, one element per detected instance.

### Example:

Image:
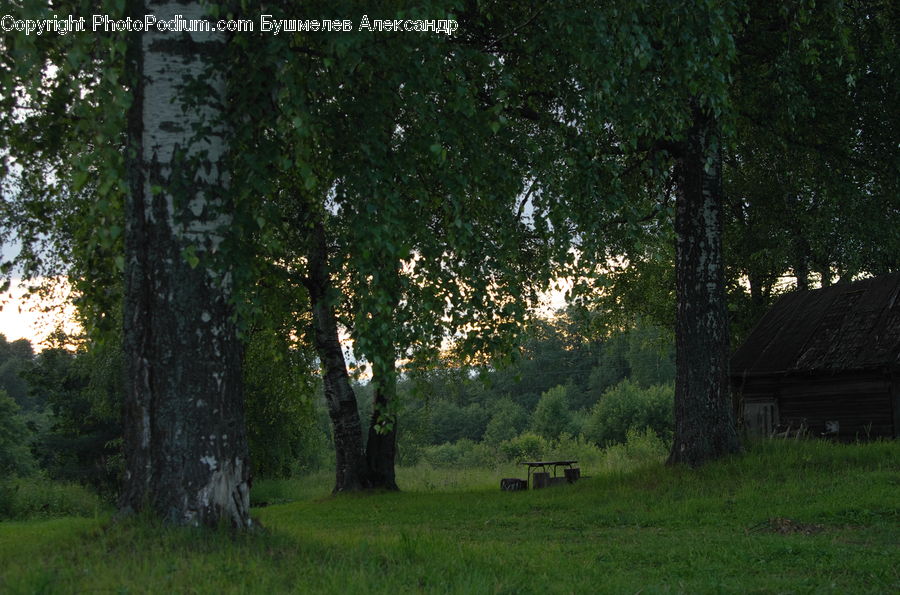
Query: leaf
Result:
<box><xmin>183</xmin><ymin>246</ymin><xmax>200</xmax><ymax>269</ymax></box>
<box><xmin>72</xmin><ymin>170</ymin><xmax>89</xmax><ymax>190</ymax></box>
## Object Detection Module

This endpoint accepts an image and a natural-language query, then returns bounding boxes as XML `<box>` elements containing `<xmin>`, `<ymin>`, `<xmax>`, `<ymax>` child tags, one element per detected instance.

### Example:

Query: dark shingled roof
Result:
<box><xmin>731</xmin><ymin>273</ymin><xmax>900</xmax><ymax>376</ymax></box>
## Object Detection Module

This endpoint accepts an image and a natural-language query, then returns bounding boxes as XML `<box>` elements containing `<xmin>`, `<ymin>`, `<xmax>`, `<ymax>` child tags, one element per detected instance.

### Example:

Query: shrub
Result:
<box><xmin>397</xmin><ymin>440</ymin><xmax>423</xmax><ymax>466</ymax></box>
<box><xmin>0</xmin><ymin>476</ymin><xmax>104</xmax><ymax>520</ymax></box>
<box><xmin>428</xmin><ymin>401</ymin><xmax>489</xmax><ymax>444</ymax></box>
<box><xmin>423</xmin><ymin>439</ymin><xmax>477</xmax><ymax>468</ymax></box>
<box><xmin>546</xmin><ymin>434</ymin><xmax>606</xmax><ymax>469</ymax></box>
<box><xmin>482</xmin><ymin>398</ymin><xmax>528</xmax><ymax>445</ymax></box>
<box><xmin>244</xmin><ymin>330</ymin><xmax>325</xmax><ymax>478</ymax></box>
<box><xmin>0</xmin><ymin>390</ymin><xmax>35</xmax><ymax>476</ymax></box>
<box><xmin>499</xmin><ymin>432</ymin><xmax>549</xmax><ymax>462</ymax></box>
<box><xmin>584</xmin><ymin>379</ymin><xmax>673</xmax><ymax>447</ymax></box>
<box><xmin>531</xmin><ymin>385</ymin><xmax>576</xmax><ymax>441</ymax></box>
<box><xmin>601</xmin><ymin>428</ymin><xmax>669</xmax><ymax>472</ymax></box>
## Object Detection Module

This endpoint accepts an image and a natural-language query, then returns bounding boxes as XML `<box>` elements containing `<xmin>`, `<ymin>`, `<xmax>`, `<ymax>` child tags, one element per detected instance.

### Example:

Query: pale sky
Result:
<box><xmin>0</xmin><ymin>231</ymin><xmax>570</xmax><ymax>351</ymax></box>
<box><xmin>0</xmin><ymin>277</ymin><xmax>79</xmax><ymax>348</ymax></box>
<box><xmin>0</xmin><ymin>238</ymin><xmax>79</xmax><ymax>348</ymax></box>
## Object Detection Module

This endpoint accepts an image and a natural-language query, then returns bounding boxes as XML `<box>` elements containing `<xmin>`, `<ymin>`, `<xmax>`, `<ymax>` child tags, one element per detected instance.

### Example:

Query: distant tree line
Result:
<box><xmin>1</xmin><ymin>312</ymin><xmax>677</xmax><ymax>490</ymax></box>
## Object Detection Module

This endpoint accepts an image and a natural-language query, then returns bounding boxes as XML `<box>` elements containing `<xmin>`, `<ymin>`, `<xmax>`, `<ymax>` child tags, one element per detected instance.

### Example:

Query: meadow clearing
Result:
<box><xmin>1</xmin><ymin>438</ymin><xmax>897</xmax><ymax>593</ymax></box>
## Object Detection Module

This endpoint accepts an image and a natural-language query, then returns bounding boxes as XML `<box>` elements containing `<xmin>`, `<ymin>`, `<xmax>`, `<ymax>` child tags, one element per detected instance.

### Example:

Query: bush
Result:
<box><xmin>584</xmin><ymin>379</ymin><xmax>673</xmax><ymax>447</ymax></box>
<box><xmin>601</xmin><ymin>428</ymin><xmax>669</xmax><ymax>472</ymax></box>
<box><xmin>423</xmin><ymin>439</ymin><xmax>473</xmax><ymax>468</ymax></box>
<box><xmin>244</xmin><ymin>330</ymin><xmax>326</xmax><ymax>478</ymax></box>
<box><xmin>0</xmin><ymin>476</ymin><xmax>104</xmax><ymax>520</ymax></box>
<box><xmin>428</xmin><ymin>401</ymin><xmax>489</xmax><ymax>444</ymax></box>
<box><xmin>423</xmin><ymin>439</ymin><xmax>498</xmax><ymax>468</ymax></box>
<box><xmin>499</xmin><ymin>432</ymin><xmax>549</xmax><ymax>462</ymax></box>
<box><xmin>482</xmin><ymin>398</ymin><xmax>528</xmax><ymax>445</ymax></box>
<box><xmin>0</xmin><ymin>390</ymin><xmax>36</xmax><ymax>476</ymax></box>
<box><xmin>531</xmin><ymin>385</ymin><xmax>576</xmax><ymax>441</ymax></box>
<box><xmin>545</xmin><ymin>434</ymin><xmax>606</xmax><ymax>469</ymax></box>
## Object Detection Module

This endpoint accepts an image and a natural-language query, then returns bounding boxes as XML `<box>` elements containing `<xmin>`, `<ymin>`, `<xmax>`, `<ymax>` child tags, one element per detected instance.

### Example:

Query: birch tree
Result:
<box><xmin>120</xmin><ymin>0</ymin><xmax>251</xmax><ymax>527</ymax></box>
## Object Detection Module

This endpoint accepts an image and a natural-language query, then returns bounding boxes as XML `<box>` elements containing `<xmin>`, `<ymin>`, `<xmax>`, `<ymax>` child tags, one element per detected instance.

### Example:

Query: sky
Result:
<box><xmin>0</xmin><ymin>239</ymin><xmax>79</xmax><ymax>348</ymax></box>
<box><xmin>0</xmin><ymin>232</ymin><xmax>570</xmax><ymax>350</ymax></box>
<box><xmin>0</xmin><ymin>278</ymin><xmax>78</xmax><ymax>346</ymax></box>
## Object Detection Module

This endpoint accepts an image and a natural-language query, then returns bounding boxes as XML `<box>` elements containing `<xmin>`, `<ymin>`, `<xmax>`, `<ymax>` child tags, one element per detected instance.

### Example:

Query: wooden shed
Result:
<box><xmin>731</xmin><ymin>273</ymin><xmax>900</xmax><ymax>440</ymax></box>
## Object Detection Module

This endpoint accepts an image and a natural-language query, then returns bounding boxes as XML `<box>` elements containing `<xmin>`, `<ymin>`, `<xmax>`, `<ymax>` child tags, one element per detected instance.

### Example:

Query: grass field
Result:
<box><xmin>1</xmin><ymin>439</ymin><xmax>897</xmax><ymax>593</ymax></box>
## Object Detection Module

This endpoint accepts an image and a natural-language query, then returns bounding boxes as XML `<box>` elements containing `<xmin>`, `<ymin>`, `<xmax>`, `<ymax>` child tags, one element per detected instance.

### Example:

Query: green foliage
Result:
<box><xmin>0</xmin><ymin>390</ymin><xmax>35</xmax><ymax>476</ymax></box>
<box><xmin>0</xmin><ymin>335</ymin><xmax>34</xmax><ymax>410</ymax></box>
<box><xmin>485</xmin><ymin>313</ymin><xmax>599</xmax><ymax>412</ymax></box>
<box><xmin>587</xmin><ymin>331</ymin><xmax>629</xmax><ymax>397</ymax></box>
<box><xmin>0</xmin><ymin>475</ymin><xmax>104</xmax><ymax>520</ymax></box>
<box><xmin>498</xmin><ymin>432</ymin><xmax>549</xmax><ymax>463</ymax></box>
<box><xmin>584</xmin><ymin>380</ymin><xmax>674</xmax><ymax>447</ymax></box>
<box><xmin>396</xmin><ymin>317</ymin><xmax>675</xmax><ymax>457</ymax></box>
<box><xmin>482</xmin><ymin>398</ymin><xmax>528</xmax><ymax>445</ymax></box>
<box><xmin>3</xmin><ymin>0</ymin><xmax>895</xmax><ymax>491</ymax></box>
<box><xmin>426</xmin><ymin>400</ymin><xmax>488</xmax><ymax>445</ymax></box>
<box><xmin>530</xmin><ymin>384</ymin><xmax>575</xmax><ymax>441</ymax></box>
<box><xmin>600</xmin><ymin>428</ymin><xmax>670</xmax><ymax>473</ymax></box>
<box><xmin>422</xmin><ymin>439</ymin><xmax>494</xmax><ymax>469</ymax></box>
<box><xmin>24</xmin><ymin>346</ymin><xmax>121</xmax><ymax>494</ymax></box>
<box><xmin>625</xmin><ymin>324</ymin><xmax>675</xmax><ymax>387</ymax></box>
<box><xmin>723</xmin><ymin>0</ymin><xmax>900</xmax><ymax>315</ymax></box>
<box><xmin>243</xmin><ymin>329</ymin><xmax>324</xmax><ymax>478</ymax></box>
<box><xmin>0</xmin><ymin>0</ymin><xmax>130</xmax><ymax>327</ymax></box>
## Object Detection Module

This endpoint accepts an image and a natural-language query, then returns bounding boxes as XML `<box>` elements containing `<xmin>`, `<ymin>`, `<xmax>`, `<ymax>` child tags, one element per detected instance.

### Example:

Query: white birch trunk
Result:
<box><xmin>122</xmin><ymin>0</ymin><xmax>251</xmax><ymax>528</ymax></box>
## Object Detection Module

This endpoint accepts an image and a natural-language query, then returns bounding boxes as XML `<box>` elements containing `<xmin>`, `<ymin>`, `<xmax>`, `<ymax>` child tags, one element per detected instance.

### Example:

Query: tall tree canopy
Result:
<box><xmin>1</xmin><ymin>0</ymin><xmax>897</xmax><ymax>519</ymax></box>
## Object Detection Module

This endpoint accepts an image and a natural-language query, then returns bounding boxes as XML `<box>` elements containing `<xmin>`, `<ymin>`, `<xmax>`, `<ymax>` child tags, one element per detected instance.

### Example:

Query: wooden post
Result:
<box><xmin>532</xmin><ymin>472</ymin><xmax>549</xmax><ymax>489</ymax></box>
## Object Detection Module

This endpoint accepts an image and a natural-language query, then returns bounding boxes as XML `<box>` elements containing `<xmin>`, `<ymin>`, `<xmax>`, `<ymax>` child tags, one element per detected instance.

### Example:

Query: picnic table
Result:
<box><xmin>520</xmin><ymin>460</ymin><xmax>579</xmax><ymax>489</ymax></box>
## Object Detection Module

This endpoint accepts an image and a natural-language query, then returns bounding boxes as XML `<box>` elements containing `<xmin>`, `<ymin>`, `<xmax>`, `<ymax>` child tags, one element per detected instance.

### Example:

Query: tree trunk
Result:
<box><xmin>361</xmin><ymin>259</ymin><xmax>402</xmax><ymax>491</ymax></box>
<box><xmin>366</xmin><ymin>352</ymin><xmax>399</xmax><ymax>490</ymax></box>
<box><xmin>304</xmin><ymin>220</ymin><xmax>370</xmax><ymax>492</ymax></box>
<box><xmin>121</xmin><ymin>0</ymin><xmax>251</xmax><ymax>527</ymax></box>
<box><xmin>786</xmin><ymin>199</ymin><xmax>812</xmax><ymax>291</ymax></box>
<box><xmin>747</xmin><ymin>270</ymin><xmax>766</xmax><ymax>314</ymax></box>
<box><xmin>668</xmin><ymin>102</ymin><xmax>741</xmax><ymax>467</ymax></box>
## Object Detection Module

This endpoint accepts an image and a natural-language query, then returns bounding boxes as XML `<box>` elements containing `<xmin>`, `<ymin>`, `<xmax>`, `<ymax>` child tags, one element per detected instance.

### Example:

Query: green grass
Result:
<box><xmin>1</xmin><ymin>439</ymin><xmax>897</xmax><ymax>593</ymax></box>
<box><xmin>0</xmin><ymin>476</ymin><xmax>106</xmax><ymax>521</ymax></box>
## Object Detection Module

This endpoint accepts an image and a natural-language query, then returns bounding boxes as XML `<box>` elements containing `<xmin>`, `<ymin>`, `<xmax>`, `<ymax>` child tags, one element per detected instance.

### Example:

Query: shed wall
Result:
<box><xmin>737</xmin><ymin>374</ymin><xmax>894</xmax><ymax>440</ymax></box>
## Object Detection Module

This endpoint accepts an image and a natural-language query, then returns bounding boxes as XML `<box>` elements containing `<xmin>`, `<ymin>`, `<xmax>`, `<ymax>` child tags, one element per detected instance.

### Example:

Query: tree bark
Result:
<box><xmin>121</xmin><ymin>0</ymin><xmax>251</xmax><ymax>527</ymax></box>
<box><xmin>361</xmin><ymin>259</ymin><xmax>402</xmax><ymax>491</ymax></box>
<box><xmin>304</xmin><ymin>220</ymin><xmax>370</xmax><ymax>492</ymax></box>
<box><xmin>668</xmin><ymin>102</ymin><xmax>741</xmax><ymax>467</ymax></box>
<box><xmin>747</xmin><ymin>271</ymin><xmax>765</xmax><ymax>312</ymax></box>
<box><xmin>786</xmin><ymin>198</ymin><xmax>812</xmax><ymax>291</ymax></box>
<box><xmin>366</xmin><ymin>350</ymin><xmax>399</xmax><ymax>491</ymax></box>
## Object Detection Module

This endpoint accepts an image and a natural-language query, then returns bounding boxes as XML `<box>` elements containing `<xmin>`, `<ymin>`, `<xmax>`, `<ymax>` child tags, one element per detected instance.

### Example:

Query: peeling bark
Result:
<box><xmin>121</xmin><ymin>0</ymin><xmax>251</xmax><ymax>528</ymax></box>
<box><xmin>668</xmin><ymin>102</ymin><xmax>741</xmax><ymax>466</ymax></box>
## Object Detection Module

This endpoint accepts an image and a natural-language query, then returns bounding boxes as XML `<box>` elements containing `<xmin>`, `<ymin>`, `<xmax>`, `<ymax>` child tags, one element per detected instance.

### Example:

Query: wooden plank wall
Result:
<box><xmin>734</xmin><ymin>374</ymin><xmax>897</xmax><ymax>439</ymax></box>
<box><xmin>777</xmin><ymin>376</ymin><xmax>892</xmax><ymax>440</ymax></box>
